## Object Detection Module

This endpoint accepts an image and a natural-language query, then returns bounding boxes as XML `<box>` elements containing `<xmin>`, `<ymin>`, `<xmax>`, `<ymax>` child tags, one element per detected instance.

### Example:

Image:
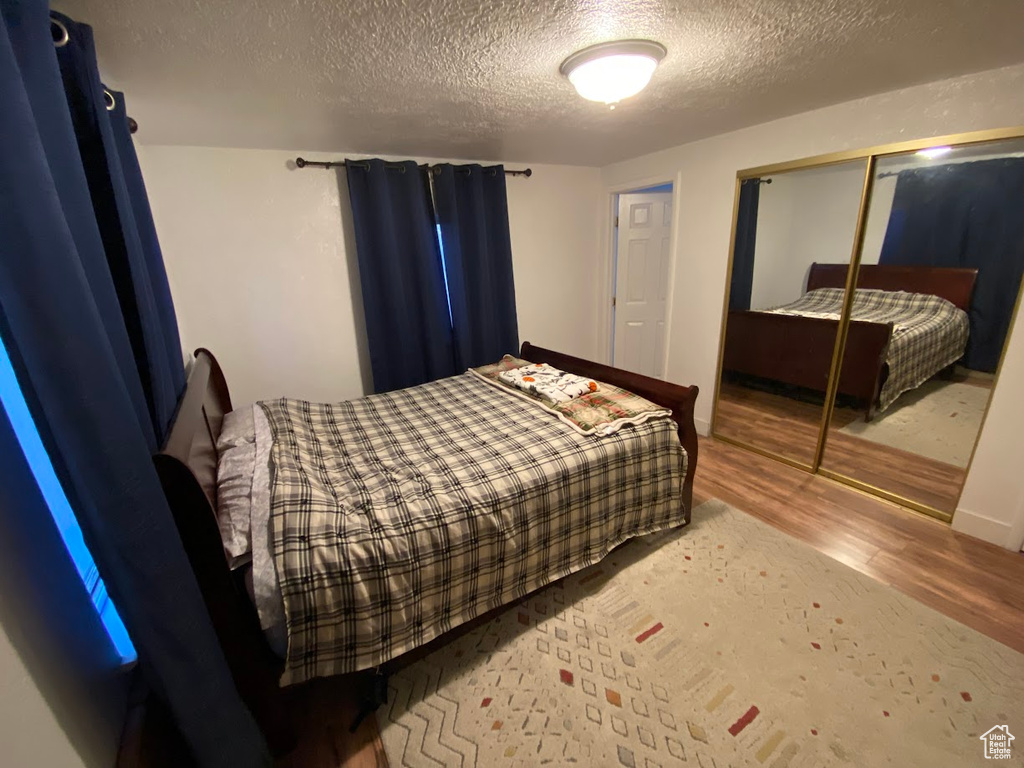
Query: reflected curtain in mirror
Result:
<box><xmin>728</xmin><ymin>178</ymin><xmax>761</xmax><ymax>311</ymax></box>
<box><xmin>879</xmin><ymin>158</ymin><xmax>1024</xmax><ymax>371</ymax></box>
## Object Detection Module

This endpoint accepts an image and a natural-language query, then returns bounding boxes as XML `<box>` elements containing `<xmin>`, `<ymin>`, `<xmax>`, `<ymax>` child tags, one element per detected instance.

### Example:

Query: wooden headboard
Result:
<box><xmin>154</xmin><ymin>349</ymin><xmax>294</xmax><ymax>756</ymax></box>
<box><xmin>806</xmin><ymin>263</ymin><xmax>978</xmax><ymax>312</ymax></box>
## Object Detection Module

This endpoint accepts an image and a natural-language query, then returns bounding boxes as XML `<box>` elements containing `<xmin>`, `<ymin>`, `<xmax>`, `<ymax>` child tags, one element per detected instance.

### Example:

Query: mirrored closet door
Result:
<box><xmin>819</xmin><ymin>137</ymin><xmax>1024</xmax><ymax>514</ymax></box>
<box><xmin>713</xmin><ymin>128</ymin><xmax>1024</xmax><ymax>521</ymax></box>
<box><xmin>714</xmin><ymin>160</ymin><xmax>869</xmax><ymax>466</ymax></box>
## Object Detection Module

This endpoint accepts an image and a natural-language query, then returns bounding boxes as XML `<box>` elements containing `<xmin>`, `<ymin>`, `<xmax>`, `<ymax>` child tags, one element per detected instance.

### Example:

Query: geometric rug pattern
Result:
<box><xmin>378</xmin><ymin>500</ymin><xmax>1024</xmax><ymax>766</ymax></box>
<box><xmin>837</xmin><ymin>379</ymin><xmax>989</xmax><ymax>467</ymax></box>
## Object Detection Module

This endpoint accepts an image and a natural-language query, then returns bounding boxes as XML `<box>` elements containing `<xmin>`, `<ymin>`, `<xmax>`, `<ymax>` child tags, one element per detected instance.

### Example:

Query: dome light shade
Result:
<box><xmin>560</xmin><ymin>40</ymin><xmax>667</xmax><ymax>105</ymax></box>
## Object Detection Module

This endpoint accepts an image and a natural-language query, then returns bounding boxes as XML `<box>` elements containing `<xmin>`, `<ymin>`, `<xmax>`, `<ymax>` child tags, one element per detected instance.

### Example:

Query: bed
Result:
<box><xmin>154</xmin><ymin>343</ymin><xmax>699</xmax><ymax>755</ymax></box>
<box><xmin>722</xmin><ymin>263</ymin><xmax>977</xmax><ymax>420</ymax></box>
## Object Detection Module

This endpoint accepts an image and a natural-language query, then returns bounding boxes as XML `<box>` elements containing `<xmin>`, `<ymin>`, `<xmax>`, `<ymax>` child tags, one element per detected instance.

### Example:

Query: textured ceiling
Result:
<box><xmin>57</xmin><ymin>0</ymin><xmax>1024</xmax><ymax>165</ymax></box>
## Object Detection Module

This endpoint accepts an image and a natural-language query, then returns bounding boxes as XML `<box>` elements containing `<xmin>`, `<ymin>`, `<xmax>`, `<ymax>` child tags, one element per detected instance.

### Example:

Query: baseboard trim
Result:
<box><xmin>694</xmin><ymin>417</ymin><xmax>710</xmax><ymax>437</ymax></box>
<box><xmin>952</xmin><ymin>507</ymin><xmax>1016</xmax><ymax>549</ymax></box>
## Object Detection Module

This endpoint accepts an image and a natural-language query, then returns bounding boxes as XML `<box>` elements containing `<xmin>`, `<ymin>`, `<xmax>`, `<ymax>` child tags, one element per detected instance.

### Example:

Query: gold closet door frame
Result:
<box><xmin>710</xmin><ymin>125</ymin><xmax>1024</xmax><ymax>523</ymax></box>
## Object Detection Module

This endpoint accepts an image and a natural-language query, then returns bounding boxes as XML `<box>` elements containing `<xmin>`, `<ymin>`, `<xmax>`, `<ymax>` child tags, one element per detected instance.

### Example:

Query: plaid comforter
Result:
<box><xmin>259</xmin><ymin>373</ymin><xmax>687</xmax><ymax>684</ymax></box>
<box><xmin>764</xmin><ymin>288</ymin><xmax>968</xmax><ymax>410</ymax></box>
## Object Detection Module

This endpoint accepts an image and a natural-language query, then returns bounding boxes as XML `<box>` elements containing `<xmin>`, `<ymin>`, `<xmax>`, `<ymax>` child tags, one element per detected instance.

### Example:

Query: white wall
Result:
<box><xmin>0</xmin><ymin>415</ymin><xmax>129</xmax><ymax>768</ymax></box>
<box><xmin>599</xmin><ymin>61</ymin><xmax>1024</xmax><ymax>546</ymax></box>
<box><xmin>0</xmin><ymin>622</ymin><xmax>85</xmax><ymax>768</ymax></box>
<box><xmin>955</xmin><ymin>319</ymin><xmax>1024</xmax><ymax>549</ymax></box>
<box><xmin>750</xmin><ymin>162</ymin><xmax>866</xmax><ymax>309</ymax></box>
<box><xmin>139</xmin><ymin>147</ymin><xmax>602</xmax><ymax>408</ymax></box>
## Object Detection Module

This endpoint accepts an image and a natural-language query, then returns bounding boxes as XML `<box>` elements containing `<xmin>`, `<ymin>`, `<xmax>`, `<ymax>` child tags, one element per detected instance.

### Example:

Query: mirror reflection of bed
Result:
<box><xmin>818</xmin><ymin>139</ymin><xmax>1024</xmax><ymax>513</ymax></box>
<box><xmin>714</xmin><ymin>137</ymin><xmax>1024</xmax><ymax>517</ymax></box>
<box><xmin>718</xmin><ymin>263</ymin><xmax>980</xmax><ymax>508</ymax></box>
<box><xmin>716</xmin><ymin>160</ymin><xmax>867</xmax><ymax>465</ymax></box>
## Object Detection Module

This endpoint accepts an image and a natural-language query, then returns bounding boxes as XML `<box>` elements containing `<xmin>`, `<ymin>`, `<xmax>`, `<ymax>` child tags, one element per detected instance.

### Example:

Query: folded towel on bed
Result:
<box><xmin>472</xmin><ymin>356</ymin><xmax>673</xmax><ymax>436</ymax></box>
<box><xmin>498</xmin><ymin>362</ymin><xmax>597</xmax><ymax>403</ymax></box>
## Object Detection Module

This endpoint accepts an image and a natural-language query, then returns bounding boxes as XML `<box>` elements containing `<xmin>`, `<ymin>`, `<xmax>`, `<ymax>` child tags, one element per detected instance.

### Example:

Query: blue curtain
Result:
<box><xmin>5</xmin><ymin>6</ymin><xmax>154</xmax><ymax>449</ymax></box>
<box><xmin>432</xmin><ymin>164</ymin><xmax>519</xmax><ymax>369</ymax></box>
<box><xmin>879</xmin><ymin>159</ymin><xmax>1024</xmax><ymax>372</ymax></box>
<box><xmin>728</xmin><ymin>178</ymin><xmax>761</xmax><ymax>311</ymax></box>
<box><xmin>0</xmin><ymin>2</ymin><xmax>269</xmax><ymax>765</ymax></box>
<box><xmin>53</xmin><ymin>12</ymin><xmax>183</xmax><ymax>440</ymax></box>
<box><xmin>346</xmin><ymin>159</ymin><xmax>457</xmax><ymax>392</ymax></box>
<box><xmin>108</xmin><ymin>86</ymin><xmax>187</xmax><ymax>428</ymax></box>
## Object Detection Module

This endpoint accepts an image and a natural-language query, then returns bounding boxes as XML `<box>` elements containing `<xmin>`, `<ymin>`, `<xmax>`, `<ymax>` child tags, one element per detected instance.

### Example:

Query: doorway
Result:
<box><xmin>611</xmin><ymin>183</ymin><xmax>674</xmax><ymax>378</ymax></box>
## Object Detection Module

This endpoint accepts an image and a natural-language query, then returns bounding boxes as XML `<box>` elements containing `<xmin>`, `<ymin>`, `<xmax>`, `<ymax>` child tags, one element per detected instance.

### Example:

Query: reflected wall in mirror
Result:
<box><xmin>820</xmin><ymin>138</ymin><xmax>1024</xmax><ymax>513</ymax></box>
<box><xmin>715</xmin><ymin>160</ymin><xmax>868</xmax><ymax>465</ymax></box>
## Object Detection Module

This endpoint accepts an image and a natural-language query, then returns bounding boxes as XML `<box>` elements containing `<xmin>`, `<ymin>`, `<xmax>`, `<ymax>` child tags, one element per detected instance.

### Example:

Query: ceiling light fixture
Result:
<box><xmin>916</xmin><ymin>146</ymin><xmax>952</xmax><ymax>159</ymax></box>
<box><xmin>560</xmin><ymin>40</ymin><xmax>667</xmax><ymax>105</ymax></box>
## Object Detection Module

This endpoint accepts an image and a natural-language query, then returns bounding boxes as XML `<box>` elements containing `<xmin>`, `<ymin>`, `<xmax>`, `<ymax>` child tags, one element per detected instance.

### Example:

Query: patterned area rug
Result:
<box><xmin>377</xmin><ymin>500</ymin><xmax>1024</xmax><ymax>767</ymax></box>
<box><xmin>836</xmin><ymin>379</ymin><xmax>989</xmax><ymax>467</ymax></box>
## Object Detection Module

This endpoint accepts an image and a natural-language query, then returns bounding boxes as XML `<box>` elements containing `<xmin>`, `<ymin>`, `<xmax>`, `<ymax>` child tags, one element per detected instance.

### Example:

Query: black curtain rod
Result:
<box><xmin>294</xmin><ymin>157</ymin><xmax>532</xmax><ymax>177</ymax></box>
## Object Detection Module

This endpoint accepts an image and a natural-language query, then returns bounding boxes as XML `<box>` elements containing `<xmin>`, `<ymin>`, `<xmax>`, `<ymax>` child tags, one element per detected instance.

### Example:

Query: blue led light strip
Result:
<box><xmin>0</xmin><ymin>336</ymin><xmax>136</xmax><ymax>664</ymax></box>
<box><xmin>436</xmin><ymin>224</ymin><xmax>454</xmax><ymax>328</ymax></box>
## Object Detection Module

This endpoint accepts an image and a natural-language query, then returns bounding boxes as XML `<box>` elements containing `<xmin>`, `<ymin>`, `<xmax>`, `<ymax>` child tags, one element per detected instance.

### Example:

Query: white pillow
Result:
<box><xmin>215</xmin><ymin>405</ymin><xmax>258</xmax><ymax>567</ymax></box>
<box><xmin>219</xmin><ymin>405</ymin><xmax>256</xmax><ymax>449</ymax></box>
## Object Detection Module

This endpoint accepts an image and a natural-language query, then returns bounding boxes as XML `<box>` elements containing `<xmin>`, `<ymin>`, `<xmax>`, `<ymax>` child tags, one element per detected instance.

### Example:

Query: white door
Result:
<box><xmin>613</xmin><ymin>192</ymin><xmax>673</xmax><ymax>377</ymax></box>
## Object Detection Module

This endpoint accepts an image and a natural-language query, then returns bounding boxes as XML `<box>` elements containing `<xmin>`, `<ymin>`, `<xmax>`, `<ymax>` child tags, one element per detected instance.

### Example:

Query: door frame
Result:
<box><xmin>598</xmin><ymin>173</ymin><xmax>682</xmax><ymax>378</ymax></box>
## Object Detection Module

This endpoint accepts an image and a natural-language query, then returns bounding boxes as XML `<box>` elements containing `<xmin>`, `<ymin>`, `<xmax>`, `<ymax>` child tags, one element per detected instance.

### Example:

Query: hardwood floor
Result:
<box><xmin>716</xmin><ymin>381</ymin><xmax>969</xmax><ymax>511</ymax></box>
<box><xmin>694</xmin><ymin>436</ymin><xmax>1024</xmax><ymax>653</ymax></box>
<box><xmin>280</xmin><ymin>435</ymin><xmax>1024</xmax><ymax>768</ymax></box>
<box><xmin>818</xmin><ymin>428</ymin><xmax>965</xmax><ymax>511</ymax></box>
<box><xmin>714</xmin><ymin>380</ymin><xmax>827</xmax><ymax>465</ymax></box>
<box><xmin>275</xmin><ymin>679</ymin><xmax>386</xmax><ymax>768</ymax></box>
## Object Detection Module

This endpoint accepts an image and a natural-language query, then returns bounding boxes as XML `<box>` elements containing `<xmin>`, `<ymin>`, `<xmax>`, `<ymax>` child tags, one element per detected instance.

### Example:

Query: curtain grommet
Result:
<box><xmin>51</xmin><ymin>17</ymin><xmax>69</xmax><ymax>47</ymax></box>
<box><xmin>104</xmin><ymin>89</ymin><xmax>116</xmax><ymax>111</ymax></box>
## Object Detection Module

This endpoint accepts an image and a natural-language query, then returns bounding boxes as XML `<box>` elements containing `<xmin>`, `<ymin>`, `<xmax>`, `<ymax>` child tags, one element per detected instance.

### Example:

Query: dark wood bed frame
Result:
<box><xmin>154</xmin><ymin>342</ymin><xmax>699</xmax><ymax>757</ymax></box>
<box><xmin>722</xmin><ymin>263</ymin><xmax>977</xmax><ymax>421</ymax></box>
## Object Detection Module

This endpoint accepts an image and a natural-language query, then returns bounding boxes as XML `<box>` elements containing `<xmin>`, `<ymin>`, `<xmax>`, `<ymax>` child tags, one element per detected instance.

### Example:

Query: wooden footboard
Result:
<box><xmin>836</xmin><ymin>320</ymin><xmax>893</xmax><ymax>421</ymax></box>
<box><xmin>722</xmin><ymin>311</ymin><xmax>890</xmax><ymax>420</ymax></box>
<box><xmin>521</xmin><ymin>342</ymin><xmax>700</xmax><ymax>521</ymax></box>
